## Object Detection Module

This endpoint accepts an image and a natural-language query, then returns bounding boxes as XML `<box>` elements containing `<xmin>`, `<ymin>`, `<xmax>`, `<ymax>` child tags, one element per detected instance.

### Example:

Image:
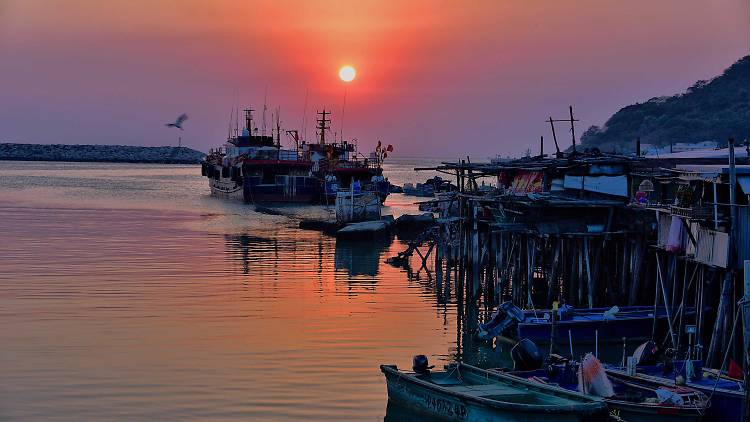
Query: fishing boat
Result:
<box><xmin>504</xmin><ymin>356</ymin><xmax>708</xmax><ymax>422</ymax></box>
<box><xmin>308</xmin><ymin>110</ymin><xmax>391</xmax><ymax>204</ymax></box>
<box><xmin>605</xmin><ymin>359</ymin><xmax>742</xmax><ymax>420</ymax></box>
<box><xmin>380</xmin><ymin>357</ymin><xmax>607</xmax><ymax>422</ymax></box>
<box><xmin>478</xmin><ymin>302</ymin><xmax>695</xmax><ymax>345</ymax></box>
<box><xmin>201</xmin><ymin>108</ymin><xmax>319</xmax><ymax>203</ymax></box>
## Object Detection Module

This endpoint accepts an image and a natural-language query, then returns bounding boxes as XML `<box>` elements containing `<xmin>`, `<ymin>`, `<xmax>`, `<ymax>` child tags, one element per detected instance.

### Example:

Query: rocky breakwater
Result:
<box><xmin>0</xmin><ymin>143</ymin><xmax>205</xmax><ymax>164</ymax></box>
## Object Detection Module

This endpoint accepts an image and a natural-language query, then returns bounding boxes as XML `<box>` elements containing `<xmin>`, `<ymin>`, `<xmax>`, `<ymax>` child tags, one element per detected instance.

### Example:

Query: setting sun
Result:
<box><xmin>339</xmin><ymin>65</ymin><xmax>356</xmax><ymax>82</ymax></box>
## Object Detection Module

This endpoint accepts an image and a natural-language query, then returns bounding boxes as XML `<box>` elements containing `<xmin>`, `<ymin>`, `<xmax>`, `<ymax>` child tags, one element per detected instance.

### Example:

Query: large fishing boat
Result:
<box><xmin>305</xmin><ymin>110</ymin><xmax>391</xmax><ymax>204</ymax></box>
<box><xmin>201</xmin><ymin>107</ymin><xmax>393</xmax><ymax>204</ymax></box>
<box><xmin>201</xmin><ymin>108</ymin><xmax>319</xmax><ymax>203</ymax></box>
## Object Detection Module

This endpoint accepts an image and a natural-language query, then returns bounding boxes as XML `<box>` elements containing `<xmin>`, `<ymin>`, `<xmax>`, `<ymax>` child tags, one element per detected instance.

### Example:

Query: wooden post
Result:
<box><xmin>742</xmin><ymin>260</ymin><xmax>749</xmax><ymax>421</ymax></box>
<box><xmin>547</xmin><ymin>237</ymin><xmax>562</xmax><ymax>306</ymax></box>
<box><xmin>471</xmin><ymin>202</ymin><xmax>480</xmax><ymax>300</ymax></box>
<box><xmin>707</xmin><ymin>271</ymin><xmax>733</xmax><ymax>367</ymax></box>
<box><xmin>584</xmin><ymin>237</ymin><xmax>593</xmax><ymax>308</ymax></box>
<box><xmin>436</xmin><ymin>231</ymin><xmax>444</xmax><ymax>301</ymax></box>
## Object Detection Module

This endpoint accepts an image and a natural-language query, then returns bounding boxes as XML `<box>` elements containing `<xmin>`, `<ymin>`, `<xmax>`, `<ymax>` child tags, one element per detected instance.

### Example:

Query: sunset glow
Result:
<box><xmin>1</xmin><ymin>0</ymin><xmax>749</xmax><ymax>156</ymax></box>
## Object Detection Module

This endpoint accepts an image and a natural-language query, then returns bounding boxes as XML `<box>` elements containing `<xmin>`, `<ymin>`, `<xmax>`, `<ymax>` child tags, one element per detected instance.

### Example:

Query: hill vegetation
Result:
<box><xmin>580</xmin><ymin>55</ymin><xmax>750</xmax><ymax>152</ymax></box>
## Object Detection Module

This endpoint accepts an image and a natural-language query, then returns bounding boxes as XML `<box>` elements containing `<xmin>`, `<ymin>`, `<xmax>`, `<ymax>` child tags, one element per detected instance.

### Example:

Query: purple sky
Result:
<box><xmin>1</xmin><ymin>0</ymin><xmax>748</xmax><ymax>157</ymax></box>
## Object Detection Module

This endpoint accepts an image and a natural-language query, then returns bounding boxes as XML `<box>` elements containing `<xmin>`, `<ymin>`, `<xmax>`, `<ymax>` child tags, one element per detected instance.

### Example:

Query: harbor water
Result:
<box><xmin>0</xmin><ymin>158</ymin><xmax>502</xmax><ymax>421</ymax></box>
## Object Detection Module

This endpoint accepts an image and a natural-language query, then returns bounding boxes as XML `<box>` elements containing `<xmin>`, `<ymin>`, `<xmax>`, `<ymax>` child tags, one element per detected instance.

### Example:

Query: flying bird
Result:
<box><xmin>166</xmin><ymin>113</ymin><xmax>188</xmax><ymax>130</ymax></box>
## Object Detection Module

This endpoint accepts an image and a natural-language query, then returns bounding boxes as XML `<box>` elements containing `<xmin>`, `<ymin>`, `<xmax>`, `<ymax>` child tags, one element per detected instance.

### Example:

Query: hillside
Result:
<box><xmin>580</xmin><ymin>55</ymin><xmax>750</xmax><ymax>152</ymax></box>
<box><xmin>0</xmin><ymin>143</ymin><xmax>205</xmax><ymax>164</ymax></box>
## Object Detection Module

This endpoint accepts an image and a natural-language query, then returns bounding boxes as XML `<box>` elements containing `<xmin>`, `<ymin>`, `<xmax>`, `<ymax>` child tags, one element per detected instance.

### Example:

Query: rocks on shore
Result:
<box><xmin>0</xmin><ymin>143</ymin><xmax>205</xmax><ymax>164</ymax></box>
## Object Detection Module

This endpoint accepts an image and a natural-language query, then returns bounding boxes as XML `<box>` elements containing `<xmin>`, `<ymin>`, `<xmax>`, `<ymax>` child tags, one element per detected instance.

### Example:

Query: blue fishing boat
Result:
<box><xmin>605</xmin><ymin>360</ymin><xmax>742</xmax><ymax>420</ymax></box>
<box><xmin>504</xmin><ymin>356</ymin><xmax>708</xmax><ymax>422</ymax></box>
<box><xmin>380</xmin><ymin>356</ymin><xmax>607</xmax><ymax>422</ymax></box>
<box><xmin>478</xmin><ymin>302</ymin><xmax>695</xmax><ymax>345</ymax></box>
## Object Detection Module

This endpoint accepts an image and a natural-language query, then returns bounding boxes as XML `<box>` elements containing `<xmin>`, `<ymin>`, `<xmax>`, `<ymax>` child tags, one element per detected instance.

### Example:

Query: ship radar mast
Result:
<box><xmin>316</xmin><ymin>109</ymin><xmax>331</xmax><ymax>145</ymax></box>
<box><xmin>244</xmin><ymin>108</ymin><xmax>254</xmax><ymax>135</ymax></box>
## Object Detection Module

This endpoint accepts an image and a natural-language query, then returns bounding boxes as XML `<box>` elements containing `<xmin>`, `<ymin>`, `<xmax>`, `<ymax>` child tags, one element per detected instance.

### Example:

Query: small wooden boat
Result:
<box><xmin>505</xmin><ymin>361</ymin><xmax>708</xmax><ymax>422</ymax></box>
<box><xmin>605</xmin><ymin>360</ymin><xmax>742</xmax><ymax>420</ymax></box>
<box><xmin>380</xmin><ymin>362</ymin><xmax>607</xmax><ymax>422</ymax></box>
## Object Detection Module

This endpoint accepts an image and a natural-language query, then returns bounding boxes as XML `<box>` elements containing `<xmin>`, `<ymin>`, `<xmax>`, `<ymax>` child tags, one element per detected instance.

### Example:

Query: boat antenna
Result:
<box><xmin>234</xmin><ymin>89</ymin><xmax>239</xmax><ymax>138</ymax></box>
<box><xmin>340</xmin><ymin>85</ymin><xmax>347</xmax><ymax>142</ymax></box>
<box><xmin>317</xmin><ymin>109</ymin><xmax>330</xmax><ymax>145</ymax></box>
<box><xmin>275</xmin><ymin>107</ymin><xmax>281</xmax><ymax>147</ymax></box>
<box><xmin>227</xmin><ymin>107</ymin><xmax>234</xmax><ymax>140</ymax></box>
<box><xmin>262</xmin><ymin>85</ymin><xmax>268</xmax><ymax>137</ymax></box>
<box><xmin>302</xmin><ymin>88</ymin><xmax>309</xmax><ymax>143</ymax></box>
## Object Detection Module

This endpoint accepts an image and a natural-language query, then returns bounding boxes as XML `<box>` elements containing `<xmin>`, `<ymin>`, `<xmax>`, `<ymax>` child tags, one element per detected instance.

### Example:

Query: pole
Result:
<box><xmin>340</xmin><ymin>86</ymin><xmax>347</xmax><ymax>142</ymax></box>
<box><xmin>548</xmin><ymin>117</ymin><xmax>561</xmax><ymax>156</ymax></box>
<box><xmin>728</xmin><ymin>138</ymin><xmax>737</xmax><ymax>269</ymax></box>
<box><xmin>714</xmin><ymin>182</ymin><xmax>720</xmax><ymax>230</ymax></box>
<box><xmin>540</xmin><ymin>136</ymin><xmax>544</xmax><ymax>157</ymax></box>
<box><xmin>569</xmin><ymin>106</ymin><xmax>577</xmax><ymax>153</ymax></box>
<box><xmin>636</xmin><ymin>137</ymin><xmax>641</xmax><ymax>157</ymax></box>
<box><xmin>742</xmin><ymin>260</ymin><xmax>750</xmax><ymax>421</ymax></box>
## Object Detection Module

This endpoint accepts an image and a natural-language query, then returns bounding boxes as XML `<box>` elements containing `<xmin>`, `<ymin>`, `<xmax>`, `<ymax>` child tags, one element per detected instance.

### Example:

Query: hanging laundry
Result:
<box><xmin>666</xmin><ymin>216</ymin><xmax>686</xmax><ymax>252</ymax></box>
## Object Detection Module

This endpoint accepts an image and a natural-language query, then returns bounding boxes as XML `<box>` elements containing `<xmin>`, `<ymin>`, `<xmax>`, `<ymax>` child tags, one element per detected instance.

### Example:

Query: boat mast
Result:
<box><xmin>275</xmin><ymin>108</ymin><xmax>281</xmax><ymax>147</ymax></box>
<box><xmin>244</xmin><ymin>108</ymin><xmax>254</xmax><ymax>134</ymax></box>
<box><xmin>317</xmin><ymin>109</ymin><xmax>331</xmax><ymax>145</ymax></box>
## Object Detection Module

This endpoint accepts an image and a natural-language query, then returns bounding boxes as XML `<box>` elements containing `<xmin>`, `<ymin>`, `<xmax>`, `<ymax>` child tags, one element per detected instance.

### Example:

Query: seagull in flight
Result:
<box><xmin>166</xmin><ymin>113</ymin><xmax>188</xmax><ymax>130</ymax></box>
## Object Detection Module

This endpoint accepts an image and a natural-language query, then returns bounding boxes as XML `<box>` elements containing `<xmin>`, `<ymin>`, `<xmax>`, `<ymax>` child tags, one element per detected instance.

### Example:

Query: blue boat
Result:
<box><xmin>605</xmin><ymin>360</ymin><xmax>742</xmax><ymax>420</ymax></box>
<box><xmin>478</xmin><ymin>302</ymin><xmax>695</xmax><ymax>345</ymax></box>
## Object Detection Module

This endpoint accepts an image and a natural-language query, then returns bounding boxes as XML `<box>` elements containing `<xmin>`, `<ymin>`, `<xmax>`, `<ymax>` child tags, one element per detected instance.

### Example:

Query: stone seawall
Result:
<box><xmin>0</xmin><ymin>143</ymin><xmax>205</xmax><ymax>164</ymax></box>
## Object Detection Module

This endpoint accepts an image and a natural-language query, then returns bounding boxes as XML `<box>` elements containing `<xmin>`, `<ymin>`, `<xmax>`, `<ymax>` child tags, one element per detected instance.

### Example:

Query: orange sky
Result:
<box><xmin>1</xmin><ymin>0</ymin><xmax>748</xmax><ymax>156</ymax></box>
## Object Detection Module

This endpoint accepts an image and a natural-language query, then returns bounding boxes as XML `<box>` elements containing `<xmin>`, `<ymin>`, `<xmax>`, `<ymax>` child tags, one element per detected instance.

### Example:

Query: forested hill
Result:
<box><xmin>580</xmin><ymin>55</ymin><xmax>750</xmax><ymax>152</ymax></box>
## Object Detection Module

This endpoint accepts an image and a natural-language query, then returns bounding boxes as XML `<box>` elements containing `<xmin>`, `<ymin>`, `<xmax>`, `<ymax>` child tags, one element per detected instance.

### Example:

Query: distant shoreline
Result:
<box><xmin>0</xmin><ymin>143</ymin><xmax>205</xmax><ymax>164</ymax></box>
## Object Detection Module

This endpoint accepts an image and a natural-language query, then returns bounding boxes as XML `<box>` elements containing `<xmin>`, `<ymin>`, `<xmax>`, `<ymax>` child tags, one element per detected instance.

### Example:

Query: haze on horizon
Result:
<box><xmin>1</xmin><ymin>0</ymin><xmax>748</xmax><ymax>158</ymax></box>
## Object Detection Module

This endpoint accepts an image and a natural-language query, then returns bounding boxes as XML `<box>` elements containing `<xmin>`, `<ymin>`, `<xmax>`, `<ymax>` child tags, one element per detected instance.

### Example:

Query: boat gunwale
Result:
<box><xmin>380</xmin><ymin>363</ymin><xmax>606</xmax><ymax>415</ymax></box>
<box><xmin>605</xmin><ymin>366</ymin><xmax>743</xmax><ymax>397</ymax></box>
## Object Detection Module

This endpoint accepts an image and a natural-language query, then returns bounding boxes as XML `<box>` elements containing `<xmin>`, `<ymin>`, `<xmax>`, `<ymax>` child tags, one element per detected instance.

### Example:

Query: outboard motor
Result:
<box><xmin>477</xmin><ymin>301</ymin><xmax>525</xmax><ymax>340</ymax></box>
<box><xmin>632</xmin><ymin>340</ymin><xmax>659</xmax><ymax>366</ymax></box>
<box><xmin>412</xmin><ymin>355</ymin><xmax>434</xmax><ymax>375</ymax></box>
<box><xmin>511</xmin><ymin>338</ymin><xmax>543</xmax><ymax>371</ymax></box>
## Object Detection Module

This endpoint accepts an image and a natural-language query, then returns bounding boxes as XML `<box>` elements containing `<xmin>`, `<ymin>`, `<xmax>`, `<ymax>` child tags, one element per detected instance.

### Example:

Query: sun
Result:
<box><xmin>339</xmin><ymin>65</ymin><xmax>356</xmax><ymax>82</ymax></box>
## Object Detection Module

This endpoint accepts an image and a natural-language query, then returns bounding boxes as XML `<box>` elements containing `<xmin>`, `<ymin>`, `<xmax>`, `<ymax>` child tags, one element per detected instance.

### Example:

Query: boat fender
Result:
<box><xmin>632</xmin><ymin>340</ymin><xmax>659</xmax><ymax>366</ymax></box>
<box><xmin>602</xmin><ymin>305</ymin><xmax>620</xmax><ymax>321</ymax></box>
<box><xmin>511</xmin><ymin>338</ymin><xmax>543</xmax><ymax>371</ymax></box>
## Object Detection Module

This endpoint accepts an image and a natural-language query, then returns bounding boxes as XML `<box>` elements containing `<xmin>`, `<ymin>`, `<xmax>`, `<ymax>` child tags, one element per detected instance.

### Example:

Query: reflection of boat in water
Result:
<box><xmin>334</xmin><ymin>237</ymin><xmax>391</xmax><ymax>277</ymax></box>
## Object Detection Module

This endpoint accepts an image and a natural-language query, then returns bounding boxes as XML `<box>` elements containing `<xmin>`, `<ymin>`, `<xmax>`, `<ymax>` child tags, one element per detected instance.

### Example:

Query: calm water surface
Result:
<box><xmin>0</xmin><ymin>159</ymin><xmax>503</xmax><ymax>421</ymax></box>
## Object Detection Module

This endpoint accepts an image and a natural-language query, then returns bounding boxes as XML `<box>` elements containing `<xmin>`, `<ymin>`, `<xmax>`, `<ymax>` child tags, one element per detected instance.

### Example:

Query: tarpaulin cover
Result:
<box><xmin>508</xmin><ymin>171</ymin><xmax>543</xmax><ymax>194</ymax></box>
